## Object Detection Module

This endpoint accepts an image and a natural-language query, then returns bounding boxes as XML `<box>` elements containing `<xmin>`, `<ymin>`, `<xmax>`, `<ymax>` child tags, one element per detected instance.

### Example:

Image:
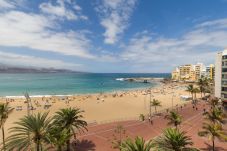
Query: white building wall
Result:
<box><xmin>215</xmin><ymin>52</ymin><xmax>222</xmax><ymax>98</ymax></box>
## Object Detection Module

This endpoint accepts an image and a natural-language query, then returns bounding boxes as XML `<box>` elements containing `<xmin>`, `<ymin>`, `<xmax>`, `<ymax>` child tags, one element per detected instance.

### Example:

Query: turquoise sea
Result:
<box><xmin>0</xmin><ymin>73</ymin><xmax>170</xmax><ymax>96</ymax></box>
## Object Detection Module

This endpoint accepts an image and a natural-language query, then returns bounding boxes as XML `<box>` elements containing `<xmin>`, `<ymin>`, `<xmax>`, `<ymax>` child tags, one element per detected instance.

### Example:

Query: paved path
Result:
<box><xmin>75</xmin><ymin>102</ymin><xmax>227</xmax><ymax>151</ymax></box>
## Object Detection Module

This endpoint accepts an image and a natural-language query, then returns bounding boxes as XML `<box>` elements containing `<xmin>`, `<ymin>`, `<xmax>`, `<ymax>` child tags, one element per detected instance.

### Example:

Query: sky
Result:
<box><xmin>0</xmin><ymin>0</ymin><xmax>227</xmax><ymax>73</ymax></box>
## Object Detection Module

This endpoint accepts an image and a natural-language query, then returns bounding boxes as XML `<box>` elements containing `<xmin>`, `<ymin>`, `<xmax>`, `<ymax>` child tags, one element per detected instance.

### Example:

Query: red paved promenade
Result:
<box><xmin>75</xmin><ymin>101</ymin><xmax>227</xmax><ymax>151</ymax></box>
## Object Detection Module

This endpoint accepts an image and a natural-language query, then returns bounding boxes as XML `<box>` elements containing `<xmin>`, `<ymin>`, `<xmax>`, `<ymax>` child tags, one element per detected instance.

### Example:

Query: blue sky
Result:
<box><xmin>0</xmin><ymin>0</ymin><xmax>227</xmax><ymax>73</ymax></box>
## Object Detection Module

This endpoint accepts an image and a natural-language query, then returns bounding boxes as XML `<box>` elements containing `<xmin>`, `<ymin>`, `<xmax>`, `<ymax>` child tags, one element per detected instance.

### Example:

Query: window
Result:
<box><xmin>222</xmin><ymin>87</ymin><xmax>227</xmax><ymax>91</ymax></box>
<box><xmin>223</xmin><ymin>55</ymin><xmax>227</xmax><ymax>59</ymax></box>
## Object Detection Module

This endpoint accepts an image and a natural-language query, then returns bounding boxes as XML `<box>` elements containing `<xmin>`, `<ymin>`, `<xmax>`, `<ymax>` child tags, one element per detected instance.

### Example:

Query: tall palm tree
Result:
<box><xmin>0</xmin><ymin>102</ymin><xmax>14</xmax><ymax>150</ymax></box>
<box><xmin>5</xmin><ymin>112</ymin><xmax>52</xmax><ymax>151</ymax></box>
<box><xmin>120</xmin><ymin>136</ymin><xmax>152</xmax><ymax>151</ymax></box>
<box><xmin>186</xmin><ymin>84</ymin><xmax>194</xmax><ymax>100</ymax></box>
<box><xmin>199</xmin><ymin>85</ymin><xmax>205</xmax><ymax>98</ymax></box>
<box><xmin>198</xmin><ymin>123</ymin><xmax>227</xmax><ymax>151</ymax></box>
<box><xmin>192</xmin><ymin>87</ymin><xmax>200</xmax><ymax>99</ymax></box>
<box><xmin>150</xmin><ymin>99</ymin><xmax>161</xmax><ymax>114</ymax></box>
<box><xmin>47</xmin><ymin>126</ymin><xmax>72</xmax><ymax>151</ymax></box>
<box><xmin>54</xmin><ymin>107</ymin><xmax>87</xmax><ymax>151</ymax></box>
<box><xmin>152</xmin><ymin>128</ymin><xmax>198</xmax><ymax>151</ymax></box>
<box><xmin>198</xmin><ymin>78</ymin><xmax>209</xmax><ymax>97</ymax></box>
<box><xmin>203</xmin><ymin>107</ymin><xmax>226</xmax><ymax>125</ymax></box>
<box><xmin>165</xmin><ymin>111</ymin><xmax>182</xmax><ymax>129</ymax></box>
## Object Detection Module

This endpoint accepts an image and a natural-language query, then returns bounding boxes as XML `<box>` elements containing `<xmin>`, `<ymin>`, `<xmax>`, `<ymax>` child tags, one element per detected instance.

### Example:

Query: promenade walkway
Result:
<box><xmin>75</xmin><ymin>101</ymin><xmax>227</xmax><ymax>151</ymax></box>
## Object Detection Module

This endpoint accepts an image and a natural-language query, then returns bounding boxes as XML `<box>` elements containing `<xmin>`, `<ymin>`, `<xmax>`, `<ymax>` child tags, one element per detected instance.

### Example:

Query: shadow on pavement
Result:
<box><xmin>199</xmin><ymin>142</ymin><xmax>226</xmax><ymax>151</ymax></box>
<box><xmin>73</xmin><ymin>139</ymin><xmax>96</xmax><ymax>151</ymax></box>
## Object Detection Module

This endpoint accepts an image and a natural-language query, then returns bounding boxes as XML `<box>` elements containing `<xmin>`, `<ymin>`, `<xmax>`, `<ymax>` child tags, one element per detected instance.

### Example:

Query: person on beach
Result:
<box><xmin>203</xmin><ymin>108</ymin><xmax>206</xmax><ymax>113</ymax></box>
<box><xmin>150</xmin><ymin>119</ymin><xmax>153</xmax><ymax>125</ymax></box>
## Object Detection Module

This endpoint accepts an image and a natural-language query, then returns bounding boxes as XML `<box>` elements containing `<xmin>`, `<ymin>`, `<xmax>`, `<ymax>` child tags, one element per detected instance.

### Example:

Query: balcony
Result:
<box><xmin>222</xmin><ymin>91</ymin><xmax>227</xmax><ymax>94</ymax></box>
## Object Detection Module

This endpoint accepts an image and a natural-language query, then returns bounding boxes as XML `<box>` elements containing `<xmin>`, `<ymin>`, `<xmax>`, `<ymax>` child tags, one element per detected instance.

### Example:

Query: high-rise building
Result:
<box><xmin>195</xmin><ymin>63</ymin><xmax>205</xmax><ymax>80</ymax></box>
<box><xmin>215</xmin><ymin>52</ymin><xmax>222</xmax><ymax>99</ymax></box>
<box><xmin>171</xmin><ymin>63</ymin><xmax>205</xmax><ymax>82</ymax></box>
<box><xmin>206</xmin><ymin>64</ymin><xmax>215</xmax><ymax>80</ymax></box>
<box><xmin>215</xmin><ymin>49</ymin><xmax>227</xmax><ymax>109</ymax></box>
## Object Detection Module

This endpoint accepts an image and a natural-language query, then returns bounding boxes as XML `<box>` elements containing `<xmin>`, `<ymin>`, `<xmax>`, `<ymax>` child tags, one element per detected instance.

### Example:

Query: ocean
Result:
<box><xmin>0</xmin><ymin>73</ymin><xmax>170</xmax><ymax>97</ymax></box>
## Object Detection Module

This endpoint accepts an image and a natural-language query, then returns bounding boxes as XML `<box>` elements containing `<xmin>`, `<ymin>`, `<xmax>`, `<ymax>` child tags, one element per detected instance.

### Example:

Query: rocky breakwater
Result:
<box><xmin>116</xmin><ymin>77</ymin><xmax>165</xmax><ymax>83</ymax></box>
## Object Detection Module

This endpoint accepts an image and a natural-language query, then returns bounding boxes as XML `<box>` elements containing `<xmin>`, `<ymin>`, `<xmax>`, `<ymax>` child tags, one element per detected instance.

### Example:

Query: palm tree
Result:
<box><xmin>186</xmin><ymin>84</ymin><xmax>194</xmax><ymax>100</ymax></box>
<box><xmin>120</xmin><ymin>136</ymin><xmax>152</xmax><ymax>151</ymax></box>
<box><xmin>5</xmin><ymin>112</ymin><xmax>52</xmax><ymax>151</ymax></box>
<box><xmin>47</xmin><ymin>126</ymin><xmax>72</xmax><ymax>151</ymax></box>
<box><xmin>112</xmin><ymin>124</ymin><xmax>126</xmax><ymax>149</ymax></box>
<box><xmin>208</xmin><ymin>97</ymin><xmax>219</xmax><ymax>108</ymax></box>
<box><xmin>192</xmin><ymin>87</ymin><xmax>199</xmax><ymax>100</ymax></box>
<box><xmin>203</xmin><ymin>107</ymin><xmax>226</xmax><ymax>125</ymax></box>
<box><xmin>198</xmin><ymin>78</ymin><xmax>209</xmax><ymax>97</ymax></box>
<box><xmin>0</xmin><ymin>102</ymin><xmax>14</xmax><ymax>150</ymax></box>
<box><xmin>152</xmin><ymin>128</ymin><xmax>198</xmax><ymax>151</ymax></box>
<box><xmin>165</xmin><ymin>111</ymin><xmax>182</xmax><ymax>129</ymax></box>
<box><xmin>199</xmin><ymin>85</ymin><xmax>205</xmax><ymax>98</ymax></box>
<box><xmin>150</xmin><ymin>99</ymin><xmax>161</xmax><ymax>114</ymax></box>
<box><xmin>198</xmin><ymin>123</ymin><xmax>227</xmax><ymax>151</ymax></box>
<box><xmin>54</xmin><ymin>108</ymin><xmax>87</xmax><ymax>151</ymax></box>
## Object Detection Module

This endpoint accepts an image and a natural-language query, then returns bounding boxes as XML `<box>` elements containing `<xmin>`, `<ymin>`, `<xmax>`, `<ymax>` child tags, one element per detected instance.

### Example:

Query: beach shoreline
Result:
<box><xmin>0</xmin><ymin>81</ymin><xmax>189</xmax><ymax>137</ymax></box>
<box><xmin>1</xmin><ymin>81</ymin><xmax>162</xmax><ymax>98</ymax></box>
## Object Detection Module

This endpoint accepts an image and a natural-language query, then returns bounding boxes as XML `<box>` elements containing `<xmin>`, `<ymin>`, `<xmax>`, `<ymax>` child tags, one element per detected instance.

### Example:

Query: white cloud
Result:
<box><xmin>0</xmin><ymin>0</ymin><xmax>15</xmax><ymax>9</ymax></box>
<box><xmin>96</xmin><ymin>0</ymin><xmax>137</xmax><ymax>44</ymax></box>
<box><xmin>39</xmin><ymin>0</ymin><xmax>87</xmax><ymax>21</ymax></box>
<box><xmin>0</xmin><ymin>10</ymin><xmax>94</xmax><ymax>58</ymax></box>
<box><xmin>0</xmin><ymin>51</ymin><xmax>81</xmax><ymax>69</ymax></box>
<box><xmin>120</xmin><ymin>19</ymin><xmax>227</xmax><ymax>72</ymax></box>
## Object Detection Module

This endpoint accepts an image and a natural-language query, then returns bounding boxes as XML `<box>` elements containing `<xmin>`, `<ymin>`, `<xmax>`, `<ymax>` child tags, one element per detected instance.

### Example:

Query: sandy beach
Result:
<box><xmin>0</xmin><ymin>82</ymin><xmax>190</xmax><ymax>137</ymax></box>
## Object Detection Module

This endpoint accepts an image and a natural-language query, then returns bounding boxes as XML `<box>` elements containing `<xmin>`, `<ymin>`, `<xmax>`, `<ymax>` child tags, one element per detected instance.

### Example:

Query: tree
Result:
<box><xmin>203</xmin><ymin>107</ymin><xmax>226</xmax><ymax>125</ymax></box>
<box><xmin>111</xmin><ymin>124</ymin><xmax>127</xmax><ymax>149</ymax></box>
<box><xmin>208</xmin><ymin>97</ymin><xmax>219</xmax><ymax>108</ymax></box>
<box><xmin>152</xmin><ymin>128</ymin><xmax>198</xmax><ymax>151</ymax></box>
<box><xmin>120</xmin><ymin>136</ymin><xmax>152</xmax><ymax>151</ymax></box>
<box><xmin>0</xmin><ymin>102</ymin><xmax>14</xmax><ymax>151</ymax></box>
<box><xmin>198</xmin><ymin>123</ymin><xmax>227</xmax><ymax>151</ymax></box>
<box><xmin>54</xmin><ymin>108</ymin><xmax>87</xmax><ymax>151</ymax></box>
<box><xmin>165</xmin><ymin>111</ymin><xmax>182</xmax><ymax>129</ymax></box>
<box><xmin>198</xmin><ymin>78</ymin><xmax>209</xmax><ymax>97</ymax></box>
<box><xmin>192</xmin><ymin>87</ymin><xmax>200</xmax><ymax>100</ymax></box>
<box><xmin>150</xmin><ymin>99</ymin><xmax>161</xmax><ymax>114</ymax></box>
<box><xmin>186</xmin><ymin>84</ymin><xmax>194</xmax><ymax>100</ymax></box>
<box><xmin>47</xmin><ymin>126</ymin><xmax>72</xmax><ymax>151</ymax></box>
<box><xmin>5</xmin><ymin>112</ymin><xmax>52</xmax><ymax>151</ymax></box>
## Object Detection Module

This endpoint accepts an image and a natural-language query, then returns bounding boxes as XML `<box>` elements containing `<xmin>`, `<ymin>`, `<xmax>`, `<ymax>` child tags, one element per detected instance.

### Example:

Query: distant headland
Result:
<box><xmin>0</xmin><ymin>64</ymin><xmax>82</xmax><ymax>73</ymax></box>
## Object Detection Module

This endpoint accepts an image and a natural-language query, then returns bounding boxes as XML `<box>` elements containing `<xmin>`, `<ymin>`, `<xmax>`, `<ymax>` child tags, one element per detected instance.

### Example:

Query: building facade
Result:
<box><xmin>215</xmin><ymin>52</ymin><xmax>222</xmax><ymax>99</ymax></box>
<box><xmin>214</xmin><ymin>49</ymin><xmax>227</xmax><ymax>109</ymax></box>
<box><xmin>171</xmin><ymin>63</ymin><xmax>206</xmax><ymax>82</ymax></box>
<box><xmin>206</xmin><ymin>64</ymin><xmax>215</xmax><ymax>80</ymax></box>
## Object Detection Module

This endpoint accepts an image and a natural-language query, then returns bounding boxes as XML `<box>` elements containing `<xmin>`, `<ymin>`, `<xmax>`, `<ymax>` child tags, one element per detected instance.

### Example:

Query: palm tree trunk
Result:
<box><xmin>155</xmin><ymin>106</ymin><xmax>157</xmax><ymax>113</ymax></box>
<box><xmin>2</xmin><ymin>125</ymin><xmax>5</xmax><ymax>151</ymax></box>
<box><xmin>36</xmin><ymin>141</ymin><xmax>40</xmax><ymax>151</ymax></box>
<box><xmin>58</xmin><ymin>146</ymin><xmax>62</xmax><ymax>151</ymax></box>
<box><xmin>212</xmin><ymin>138</ymin><xmax>215</xmax><ymax>151</ymax></box>
<box><xmin>66</xmin><ymin>140</ymin><xmax>70</xmax><ymax>151</ymax></box>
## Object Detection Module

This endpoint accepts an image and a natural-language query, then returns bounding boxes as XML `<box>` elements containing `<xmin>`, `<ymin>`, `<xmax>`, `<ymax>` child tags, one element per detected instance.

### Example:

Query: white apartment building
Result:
<box><xmin>215</xmin><ymin>49</ymin><xmax>227</xmax><ymax>108</ymax></box>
